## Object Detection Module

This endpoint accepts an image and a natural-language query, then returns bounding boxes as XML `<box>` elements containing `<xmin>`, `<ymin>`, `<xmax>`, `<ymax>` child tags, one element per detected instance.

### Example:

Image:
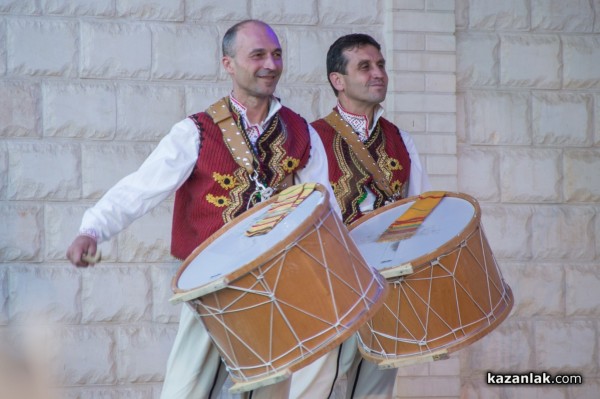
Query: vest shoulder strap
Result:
<box><xmin>206</xmin><ymin>97</ymin><xmax>255</xmax><ymax>175</ymax></box>
<box><xmin>323</xmin><ymin>110</ymin><xmax>394</xmax><ymax>197</ymax></box>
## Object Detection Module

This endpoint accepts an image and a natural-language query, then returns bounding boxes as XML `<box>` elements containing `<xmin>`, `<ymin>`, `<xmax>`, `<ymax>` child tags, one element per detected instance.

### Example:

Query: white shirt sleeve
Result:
<box><xmin>400</xmin><ymin>130</ymin><xmax>432</xmax><ymax>196</ymax></box>
<box><xmin>80</xmin><ymin>118</ymin><xmax>200</xmax><ymax>243</ymax></box>
<box><xmin>295</xmin><ymin>125</ymin><xmax>342</xmax><ymax>216</ymax></box>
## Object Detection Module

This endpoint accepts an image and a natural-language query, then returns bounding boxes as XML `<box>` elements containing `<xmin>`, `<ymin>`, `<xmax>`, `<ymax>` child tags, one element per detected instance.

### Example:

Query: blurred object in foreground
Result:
<box><xmin>0</xmin><ymin>324</ymin><xmax>58</xmax><ymax>399</ymax></box>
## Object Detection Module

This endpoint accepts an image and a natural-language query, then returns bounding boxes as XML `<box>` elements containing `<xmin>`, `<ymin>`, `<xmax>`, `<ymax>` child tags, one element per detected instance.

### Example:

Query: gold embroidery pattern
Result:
<box><xmin>331</xmin><ymin>181</ymin><xmax>338</xmax><ymax>194</ymax></box>
<box><xmin>386</xmin><ymin>157</ymin><xmax>402</xmax><ymax>171</ymax></box>
<box><xmin>373</xmin><ymin>127</ymin><xmax>407</xmax><ymax>201</ymax></box>
<box><xmin>333</xmin><ymin>134</ymin><xmax>370</xmax><ymax>223</ymax></box>
<box><xmin>374</xmin><ymin>131</ymin><xmax>393</xmax><ymax>184</ymax></box>
<box><xmin>364</xmin><ymin>122</ymin><xmax>382</xmax><ymax>147</ymax></box>
<box><xmin>390</xmin><ymin>180</ymin><xmax>403</xmax><ymax>192</ymax></box>
<box><xmin>281</xmin><ymin>156</ymin><xmax>300</xmax><ymax>173</ymax></box>
<box><xmin>375</xmin><ymin>137</ymin><xmax>404</xmax><ymax>200</ymax></box>
<box><xmin>332</xmin><ymin>134</ymin><xmax>353</xmax><ymax>218</ymax></box>
<box><xmin>222</xmin><ymin>167</ymin><xmax>250</xmax><ymax>223</ymax></box>
<box><xmin>374</xmin><ymin>133</ymin><xmax>401</xmax><ymax>198</ymax></box>
<box><xmin>261</xmin><ymin>116</ymin><xmax>287</xmax><ymax>186</ymax></box>
<box><xmin>213</xmin><ymin>172</ymin><xmax>236</xmax><ymax>190</ymax></box>
<box><xmin>206</xmin><ymin>194</ymin><xmax>231</xmax><ymax>207</ymax></box>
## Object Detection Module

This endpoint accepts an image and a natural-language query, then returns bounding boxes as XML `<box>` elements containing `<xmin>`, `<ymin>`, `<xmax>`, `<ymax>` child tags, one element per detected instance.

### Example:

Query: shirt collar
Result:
<box><xmin>336</xmin><ymin>102</ymin><xmax>384</xmax><ymax>138</ymax></box>
<box><xmin>229</xmin><ymin>93</ymin><xmax>282</xmax><ymax>130</ymax></box>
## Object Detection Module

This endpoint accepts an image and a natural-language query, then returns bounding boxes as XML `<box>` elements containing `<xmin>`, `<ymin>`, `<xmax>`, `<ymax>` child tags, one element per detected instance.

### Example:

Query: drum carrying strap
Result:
<box><xmin>378</xmin><ymin>191</ymin><xmax>447</xmax><ymax>242</ymax></box>
<box><xmin>207</xmin><ymin>97</ymin><xmax>256</xmax><ymax>175</ymax></box>
<box><xmin>245</xmin><ymin>183</ymin><xmax>317</xmax><ymax>237</ymax></box>
<box><xmin>206</xmin><ymin>98</ymin><xmax>294</xmax><ymax>199</ymax></box>
<box><xmin>323</xmin><ymin>111</ymin><xmax>395</xmax><ymax>198</ymax></box>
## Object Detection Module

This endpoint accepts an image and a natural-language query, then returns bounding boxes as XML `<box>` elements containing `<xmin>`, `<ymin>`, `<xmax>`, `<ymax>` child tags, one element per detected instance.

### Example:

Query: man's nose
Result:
<box><xmin>372</xmin><ymin>65</ymin><xmax>386</xmax><ymax>79</ymax></box>
<box><xmin>264</xmin><ymin>54</ymin><xmax>280</xmax><ymax>70</ymax></box>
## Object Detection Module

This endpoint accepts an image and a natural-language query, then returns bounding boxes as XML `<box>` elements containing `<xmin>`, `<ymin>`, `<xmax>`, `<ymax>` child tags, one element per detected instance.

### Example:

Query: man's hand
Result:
<box><xmin>66</xmin><ymin>235</ymin><xmax>99</xmax><ymax>267</ymax></box>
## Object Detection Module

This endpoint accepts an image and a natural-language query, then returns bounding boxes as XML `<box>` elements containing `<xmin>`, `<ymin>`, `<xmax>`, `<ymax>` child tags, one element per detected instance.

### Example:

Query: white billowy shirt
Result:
<box><xmin>79</xmin><ymin>96</ymin><xmax>338</xmax><ymax>243</ymax></box>
<box><xmin>336</xmin><ymin>103</ymin><xmax>431</xmax><ymax>213</ymax></box>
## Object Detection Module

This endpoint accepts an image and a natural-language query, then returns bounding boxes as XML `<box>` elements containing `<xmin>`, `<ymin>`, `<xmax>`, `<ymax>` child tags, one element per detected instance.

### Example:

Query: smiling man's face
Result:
<box><xmin>330</xmin><ymin>44</ymin><xmax>389</xmax><ymax>109</ymax></box>
<box><xmin>223</xmin><ymin>21</ymin><xmax>283</xmax><ymax>104</ymax></box>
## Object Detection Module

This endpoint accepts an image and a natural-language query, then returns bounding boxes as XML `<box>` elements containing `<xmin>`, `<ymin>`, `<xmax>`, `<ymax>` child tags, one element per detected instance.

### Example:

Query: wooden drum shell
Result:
<box><xmin>171</xmin><ymin>185</ymin><xmax>388</xmax><ymax>391</ymax></box>
<box><xmin>349</xmin><ymin>192</ymin><xmax>513</xmax><ymax>367</ymax></box>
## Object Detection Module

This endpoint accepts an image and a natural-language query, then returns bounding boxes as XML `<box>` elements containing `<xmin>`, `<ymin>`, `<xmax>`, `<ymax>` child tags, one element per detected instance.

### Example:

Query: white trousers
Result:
<box><xmin>289</xmin><ymin>335</ymin><xmax>397</xmax><ymax>399</ymax></box>
<box><xmin>160</xmin><ymin>305</ymin><xmax>291</xmax><ymax>399</ymax></box>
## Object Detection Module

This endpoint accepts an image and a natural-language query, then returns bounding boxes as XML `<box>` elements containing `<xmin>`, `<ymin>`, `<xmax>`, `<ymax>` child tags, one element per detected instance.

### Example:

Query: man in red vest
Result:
<box><xmin>290</xmin><ymin>33</ymin><xmax>431</xmax><ymax>398</ymax></box>
<box><xmin>67</xmin><ymin>20</ymin><xmax>337</xmax><ymax>399</ymax></box>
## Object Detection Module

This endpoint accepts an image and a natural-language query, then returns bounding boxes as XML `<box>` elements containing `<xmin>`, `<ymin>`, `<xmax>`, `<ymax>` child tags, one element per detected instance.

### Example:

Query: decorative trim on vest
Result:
<box><xmin>323</xmin><ymin>110</ymin><xmax>394</xmax><ymax>198</ymax></box>
<box><xmin>170</xmin><ymin>103</ymin><xmax>311</xmax><ymax>259</ymax></box>
<box><xmin>312</xmin><ymin>115</ymin><xmax>411</xmax><ymax>225</ymax></box>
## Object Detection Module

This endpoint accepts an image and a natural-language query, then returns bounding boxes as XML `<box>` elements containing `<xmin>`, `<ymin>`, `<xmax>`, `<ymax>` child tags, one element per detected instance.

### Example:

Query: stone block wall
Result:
<box><xmin>456</xmin><ymin>0</ymin><xmax>600</xmax><ymax>398</ymax></box>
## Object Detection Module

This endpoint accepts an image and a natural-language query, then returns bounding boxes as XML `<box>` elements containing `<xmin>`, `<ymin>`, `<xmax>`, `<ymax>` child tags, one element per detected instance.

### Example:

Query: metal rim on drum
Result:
<box><xmin>171</xmin><ymin>184</ymin><xmax>389</xmax><ymax>391</ymax></box>
<box><xmin>349</xmin><ymin>191</ymin><xmax>513</xmax><ymax>368</ymax></box>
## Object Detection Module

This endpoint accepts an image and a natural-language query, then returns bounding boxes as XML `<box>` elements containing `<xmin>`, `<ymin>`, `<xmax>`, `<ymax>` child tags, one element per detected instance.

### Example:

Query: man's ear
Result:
<box><xmin>222</xmin><ymin>56</ymin><xmax>234</xmax><ymax>74</ymax></box>
<box><xmin>329</xmin><ymin>72</ymin><xmax>344</xmax><ymax>93</ymax></box>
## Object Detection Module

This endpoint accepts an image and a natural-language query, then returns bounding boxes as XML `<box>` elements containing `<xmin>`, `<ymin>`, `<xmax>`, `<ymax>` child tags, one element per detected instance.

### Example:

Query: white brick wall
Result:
<box><xmin>7</xmin><ymin>18</ymin><xmax>78</xmax><ymax>76</ymax></box>
<box><xmin>457</xmin><ymin>1</ymin><xmax>600</xmax><ymax>399</ymax></box>
<box><xmin>44</xmin><ymin>83</ymin><xmax>117</xmax><ymax>139</ymax></box>
<box><xmin>1</xmin><ymin>0</ymin><xmax>598</xmax><ymax>398</ymax></box>
<box><xmin>386</xmin><ymin>0</ymin><xmax>457</xmax><ymax>201</ymax></box>
<box><xmin>563</xmin><ymin>36</ymin><xmax>600</xmax><ymax>88</ymax></box>
<box><xmin>8</xmin><ymin>142</ymin><xmax>80</xmax><ymax>200</ymax></box>
<box><xmin>500</xmin><ymin>34</ymin><xmax>562</xmax><ymax>89</ymax></box>
<box><xmin>0</xmin><ymin>81</ymin><xmax>40</xmax><ymax>137</ymax></box>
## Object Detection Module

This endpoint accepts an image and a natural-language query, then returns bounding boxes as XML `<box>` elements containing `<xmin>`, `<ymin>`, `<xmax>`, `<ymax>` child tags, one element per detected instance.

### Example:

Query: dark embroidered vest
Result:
<box><xmin>171</xmin><ymin>106</ymin><xmax>311</xmax><ymax>259</ymax></box>
<box><xmin>312</xmin><ymin>116</ymin><xmax>411</xmax><ymax>225</ymax></box>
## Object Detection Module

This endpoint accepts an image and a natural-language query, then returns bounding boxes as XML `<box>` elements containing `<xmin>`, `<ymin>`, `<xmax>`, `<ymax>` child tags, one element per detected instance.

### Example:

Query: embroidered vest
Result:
<box><xmin>171</xmin><ymin>106</ymin><xmax>311</xmax><ymax>260</ymax></box>
<box><xmin>312</xmin><ymin>116</ymin><xmax>411</xmax><ymax>225</ymax></box>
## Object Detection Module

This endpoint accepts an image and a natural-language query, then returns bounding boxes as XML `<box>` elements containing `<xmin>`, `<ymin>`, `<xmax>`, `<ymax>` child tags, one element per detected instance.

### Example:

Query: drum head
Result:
<box><xmin>350</xmin><ymin>196</ymin><xmax>476</xmax><ymax>272</ymax></box>
<box><xmin>177</xmin><ymin>190</ymin><xmax>325</xmax><ymax>291</ymax></box>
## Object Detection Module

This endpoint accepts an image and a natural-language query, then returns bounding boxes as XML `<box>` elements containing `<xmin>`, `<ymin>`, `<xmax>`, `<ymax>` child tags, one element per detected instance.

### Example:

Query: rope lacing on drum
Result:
<box><xmin>360</xmin><ymin>226</ymin><xmax>512</xmax><ymax>359</ymax></box>
<box><xmin>193</xmin><ymin>208</ymin><xmax>386</xmax><ymax>382</ymax></box>
<box><xmin>392</xmin><ymin>279</ymin><xmax>404</xmax><ymax>287</ymax></box>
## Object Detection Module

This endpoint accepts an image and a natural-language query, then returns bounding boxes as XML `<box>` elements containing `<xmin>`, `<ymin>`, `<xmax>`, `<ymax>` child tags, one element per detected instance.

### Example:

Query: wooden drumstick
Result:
<box><xmin>81</xmin><ymin>251</ymin><xmax>102</xmax><ymax>265</ymax></box>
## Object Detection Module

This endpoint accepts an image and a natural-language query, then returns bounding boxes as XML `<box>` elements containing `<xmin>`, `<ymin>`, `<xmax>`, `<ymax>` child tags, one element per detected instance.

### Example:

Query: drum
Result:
<box><xmin>349</xmin><ymin>192</ymin><xmax>513</xmax><ymax>368</ymax></box>
<box><xmin>170</xmin><ymin>184</ymin><xmax>388</xmax><ymax>392</ymax></box>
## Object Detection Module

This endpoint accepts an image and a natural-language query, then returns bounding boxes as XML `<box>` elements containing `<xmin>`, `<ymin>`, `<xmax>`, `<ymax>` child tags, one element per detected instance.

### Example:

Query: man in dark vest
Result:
<box><xmin>67</xmin><ymin>20</ymin><xmax>336</xmax><ymax>399</ymax></box>
<box><xmin>290</xmin><ymin>33</ymin><xmax>431</xmax><ymax>398</ymax></box>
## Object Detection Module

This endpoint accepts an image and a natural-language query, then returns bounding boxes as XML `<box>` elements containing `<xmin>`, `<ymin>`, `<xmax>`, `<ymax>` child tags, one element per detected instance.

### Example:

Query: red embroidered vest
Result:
<box><xmin>171</xmin><ymin>106</ymin><xmax>311</xmax><ymax>259</ymax></box>
<box><xmin>312</xmin><ymin>115</ymin><xmax>411</xmax><ymax>225</ymax></box>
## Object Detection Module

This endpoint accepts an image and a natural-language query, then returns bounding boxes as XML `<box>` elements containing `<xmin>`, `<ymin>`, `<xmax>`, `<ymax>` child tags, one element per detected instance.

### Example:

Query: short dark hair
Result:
<box><xmin>222</xmin><ymin>19</ymin><xmax>271</xmax><ymax>57</ymax></box>
<box><xmin>326</xmin><ymin>33</ymin><xmax>382</xmax><ymax>96</ymax></box>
